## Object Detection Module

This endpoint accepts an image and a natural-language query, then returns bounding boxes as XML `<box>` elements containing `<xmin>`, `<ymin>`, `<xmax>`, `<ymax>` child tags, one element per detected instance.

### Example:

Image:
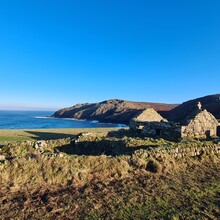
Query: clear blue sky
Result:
<box><xmin>0</xmin><ymin>0</ymin><xmax>219</xmax><ymax>110</ymax></box>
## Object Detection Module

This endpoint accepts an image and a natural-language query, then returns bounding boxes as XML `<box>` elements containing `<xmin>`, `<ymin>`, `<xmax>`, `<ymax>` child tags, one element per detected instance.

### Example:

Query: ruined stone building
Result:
<box><xmin>129</xmin><ymin>102</ymin><xmax>220</xmax><ymax>140</ymax></box>
<box><xmin>129</xmin><ymin>108</ymin><xmax>167</xmax><ymax>130</ymax></box>
<box><xmin>180</xmin><ymin>108</ymin><xmax>219</xmax><ymax>138</ymax></box>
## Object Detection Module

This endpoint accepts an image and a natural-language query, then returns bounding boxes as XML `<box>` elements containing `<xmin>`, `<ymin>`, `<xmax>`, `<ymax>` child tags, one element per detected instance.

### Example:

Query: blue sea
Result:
<box><xmin>0</xmin><ymin>111</ymin><xmax>126</xmax><ymax>129</ymax></box>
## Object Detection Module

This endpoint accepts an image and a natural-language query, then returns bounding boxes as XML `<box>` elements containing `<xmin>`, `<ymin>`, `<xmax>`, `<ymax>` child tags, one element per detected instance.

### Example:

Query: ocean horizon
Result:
<box><xmin>0</xmin><ymin>110</ymin><xmax>126</xmax><ymax>129</ymax></box>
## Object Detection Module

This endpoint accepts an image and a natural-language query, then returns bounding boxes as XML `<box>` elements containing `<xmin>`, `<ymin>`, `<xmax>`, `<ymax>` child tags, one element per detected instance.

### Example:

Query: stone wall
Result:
<box><xmin>129</xmin><ymin>120</ymin><xmax>144</xmax><ymax>131</ymax></box>
<box><xmin>141</xmin><ymin>122</ymin><xmax>181</xmax><ymax>141</ymax></box>
<box><xmin>1</xmin><ymin>138</ymin><xmax>220</xmax><ymax>166</ymax></box>
<box><xmin>132</xmin><ymin>141</ymin><xmax>220</xmax><ymax>161</ymax></box>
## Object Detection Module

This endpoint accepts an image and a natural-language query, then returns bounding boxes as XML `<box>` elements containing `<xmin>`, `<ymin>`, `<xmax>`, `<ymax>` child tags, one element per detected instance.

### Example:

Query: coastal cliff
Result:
<box><xmin>52</xmin><ymin>94</ymin><xmax>220</xmax><ymax>124</ymax></box>
<box><xmin>52</xmin><ymin>99</ymin><xmax>178</xmax><ymax>124</ymax></box>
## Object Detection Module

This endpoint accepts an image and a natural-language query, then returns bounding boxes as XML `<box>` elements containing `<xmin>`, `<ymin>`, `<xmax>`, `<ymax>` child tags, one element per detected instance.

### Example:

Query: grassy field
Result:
<box><xmin>0</xmin><ymin>128</ymin><xmax>118</xmax><ymax>144</ymax></box>
<box><xmin>1</xmin><ymin>128</ymin><xmax>220</xmax><ymax>219</ymax></box>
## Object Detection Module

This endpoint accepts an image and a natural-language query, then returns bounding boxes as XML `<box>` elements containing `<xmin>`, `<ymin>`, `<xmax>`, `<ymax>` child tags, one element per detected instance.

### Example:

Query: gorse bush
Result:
<box><xmin>146</xmin><ymin>160</ymin><xmax>161</xmax><ymax>173</ymax></box>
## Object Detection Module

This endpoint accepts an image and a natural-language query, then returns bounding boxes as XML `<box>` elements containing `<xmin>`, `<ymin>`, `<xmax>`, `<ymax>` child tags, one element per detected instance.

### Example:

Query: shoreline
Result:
<box><xmin>50</xmin><ymin>115</ymin><xmax>128</xmax><ymax>127</ymax></box>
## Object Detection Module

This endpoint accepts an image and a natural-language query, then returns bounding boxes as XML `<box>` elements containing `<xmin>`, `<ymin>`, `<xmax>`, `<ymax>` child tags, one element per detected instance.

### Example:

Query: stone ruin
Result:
<box><xmin>129</xmin><ymin>108</ymin><xmax>167</xmax><ymax>131</ymax></box>
<box><xmin>129</xmin><ymin>102</ymin><xmax>220</xmax><ymax>141</ymax></box>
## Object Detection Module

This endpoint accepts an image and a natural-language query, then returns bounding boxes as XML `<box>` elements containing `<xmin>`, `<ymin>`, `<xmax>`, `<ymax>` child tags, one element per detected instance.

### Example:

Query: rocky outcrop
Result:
<box><xmin>52</xmin><ymin>99</ymin><xmax>178</xmax><ymax>124</ymax></box>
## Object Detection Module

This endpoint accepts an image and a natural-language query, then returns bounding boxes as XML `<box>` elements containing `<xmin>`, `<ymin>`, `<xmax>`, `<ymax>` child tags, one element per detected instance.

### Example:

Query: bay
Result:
<box><xmin>0</xmin><ymin>111</ymin><xmax>125</xmax><ymax>129</ymax></box>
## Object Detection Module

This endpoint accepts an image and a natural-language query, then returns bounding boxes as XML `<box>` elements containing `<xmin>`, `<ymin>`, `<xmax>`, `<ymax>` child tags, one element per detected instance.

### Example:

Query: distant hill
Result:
<box><xmin>52</xmin><ymin>99</ymin><xmax>178</xmax><ymax>124</ymax></box>
<box><xmin>166</xmin><ymin>94</ymin><xmax>220</xmax><ymax>122</ymax></box>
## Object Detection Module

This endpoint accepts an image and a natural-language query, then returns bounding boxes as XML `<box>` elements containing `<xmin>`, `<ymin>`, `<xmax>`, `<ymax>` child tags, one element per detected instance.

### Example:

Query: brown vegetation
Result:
<box><xmin>1</xmin><ymin>129</ymin><xmax>220</xmax><ymax>219</ymax></box>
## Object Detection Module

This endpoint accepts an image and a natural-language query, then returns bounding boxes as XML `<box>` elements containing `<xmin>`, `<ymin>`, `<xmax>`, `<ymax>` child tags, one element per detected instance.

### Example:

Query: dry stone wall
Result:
<box><xmin>141</xmin><ymin>122</ymin><xmax>181</xmax><ymax>141</ymax></box>
<box><xmin>1</xmin><ymin>137</ymin><xmax>220</xmax><ymax>165</ymax></box>
<box><xmin>132</xmin><ymin>141</ymin><xmax>220</xmax><ymax>162</ymax></box>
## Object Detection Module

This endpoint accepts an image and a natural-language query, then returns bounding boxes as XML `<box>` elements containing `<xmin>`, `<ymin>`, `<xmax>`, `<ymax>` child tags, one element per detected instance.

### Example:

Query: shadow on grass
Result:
<box><xmin>107</xmin><ymin>129</ymin><xmax>142</xmax><ymax>138</ymax></box>
<box><xmin>56</xmin><ymin>140</ymin><xmax>157</xmax><ymax>156</ymax></box>
<box><xmin>24</xmin><ymin>130</ymin><xmax>76</xmax><ymax>140</ymax></box>
<box><xmin>25</xmin><ymin>129</ymin><xmax>158</xmax><ymax>156</ymax></box>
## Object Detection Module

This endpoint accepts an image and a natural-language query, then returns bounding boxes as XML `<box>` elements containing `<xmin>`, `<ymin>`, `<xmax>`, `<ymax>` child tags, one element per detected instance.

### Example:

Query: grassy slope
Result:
<box><xmin>1</xmin><ymin>129</ymin><xmax>220</xmax><ymax>219</ymax></box>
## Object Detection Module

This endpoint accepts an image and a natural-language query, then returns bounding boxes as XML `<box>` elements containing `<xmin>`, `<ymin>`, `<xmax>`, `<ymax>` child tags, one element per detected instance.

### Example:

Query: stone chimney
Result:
<box><xmin>197</xmin><ymin>101</ymin><xmax>202</xmax><ymax>110</ymax></box>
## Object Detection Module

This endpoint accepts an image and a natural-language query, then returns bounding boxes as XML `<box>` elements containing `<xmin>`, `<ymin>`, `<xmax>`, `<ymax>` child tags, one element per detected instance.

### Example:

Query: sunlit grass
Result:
<box><xmin>0</xmin><ymin>128</ymin><xmax>118</xmax><ymax>144</ymax></box>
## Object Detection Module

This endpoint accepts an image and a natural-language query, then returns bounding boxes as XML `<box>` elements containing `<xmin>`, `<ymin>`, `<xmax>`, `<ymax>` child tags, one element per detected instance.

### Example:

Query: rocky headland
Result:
<box><xmin>52</xmin><ymin>99</ymin><xmax>178</xmax><ymax>124</ymax></box>
<box><xmin>52</xmin><ymin>94</ymin><xmax>220</xmax><ymax>124</ymax></box>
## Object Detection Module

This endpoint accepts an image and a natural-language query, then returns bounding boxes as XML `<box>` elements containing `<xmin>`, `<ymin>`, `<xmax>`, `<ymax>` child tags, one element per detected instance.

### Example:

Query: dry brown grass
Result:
<box><xmin>1</xmin><ymin>129</ymin><xmax>220</xmax><ymax>219</ymax></box>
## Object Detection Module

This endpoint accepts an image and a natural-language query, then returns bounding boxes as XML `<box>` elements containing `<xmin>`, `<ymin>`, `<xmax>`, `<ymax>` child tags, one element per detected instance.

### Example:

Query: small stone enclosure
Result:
<box><xmin>130</xmin><ymin>102</ymin><xmax>220</xmax><ymax>140</ymax></box>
